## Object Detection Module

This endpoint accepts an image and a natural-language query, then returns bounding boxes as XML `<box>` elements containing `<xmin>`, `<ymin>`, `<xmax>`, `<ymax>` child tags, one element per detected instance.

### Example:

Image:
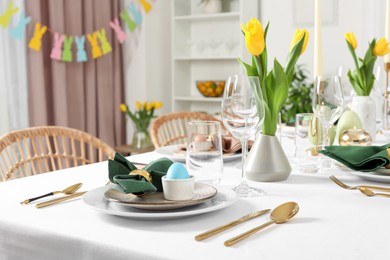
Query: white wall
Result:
<box><xmin>260</xmin><ymin>0</ymin><xmax>387</xmax><ymax>85</ymax></box>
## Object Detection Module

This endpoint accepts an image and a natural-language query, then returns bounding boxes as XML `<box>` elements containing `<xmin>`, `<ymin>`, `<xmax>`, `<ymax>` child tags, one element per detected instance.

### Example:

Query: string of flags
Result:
<box><xmin>0</xmin><ymin>0</ymin><xmax>154</xmax><ymax>63</ymax></box>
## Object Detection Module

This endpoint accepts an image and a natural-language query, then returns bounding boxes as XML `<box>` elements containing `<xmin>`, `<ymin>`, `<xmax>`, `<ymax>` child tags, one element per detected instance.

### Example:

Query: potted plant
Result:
<box><xmin>238</xmin><ymin>18</ymin><xmax>308</xmax><ymax>181</ymax></box>
<box><xmin>344</xmin><ymin>32</ymin><xmax>390</xmax><ymax>141</ymax></box>
<box><xmin>281</xmin><ymin>64</ymin><xmax>313</xmax><ymax>125</ymax></box>
<box><xmin>120</xmin><ymin>101</ymin><xmax>163</xmax><ymax>149</ymax></box>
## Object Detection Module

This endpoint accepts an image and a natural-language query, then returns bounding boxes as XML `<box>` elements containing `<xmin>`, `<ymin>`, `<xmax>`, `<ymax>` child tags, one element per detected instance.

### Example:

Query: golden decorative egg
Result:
<box><xmin>339</xmin><ymin>129</ymin><xmax>372</xmax><ymax>146</ymax></box>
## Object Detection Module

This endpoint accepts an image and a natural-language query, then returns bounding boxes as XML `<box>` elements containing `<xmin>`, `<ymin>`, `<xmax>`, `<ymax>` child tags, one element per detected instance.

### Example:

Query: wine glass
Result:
<box><xmin>312</xmin><ymin>75</ymin><xmax>344</xmax><ymax>152</ymax></box>
<box><xmin>221</xmin><ymin>75</ymin><xmax>265</xmax><ymax>197</ymax></box>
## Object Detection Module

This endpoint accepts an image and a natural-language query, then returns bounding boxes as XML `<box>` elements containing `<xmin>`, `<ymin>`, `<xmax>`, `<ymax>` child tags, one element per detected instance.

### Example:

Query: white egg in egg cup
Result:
<box><xmin>161</xmin><ymin>175</ymin><xmax>195</xmax><ymax>201</ymax></box>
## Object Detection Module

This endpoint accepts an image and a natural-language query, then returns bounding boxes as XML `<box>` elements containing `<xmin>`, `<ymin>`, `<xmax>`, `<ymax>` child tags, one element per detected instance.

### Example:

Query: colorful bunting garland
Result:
<box><xmin>0</xmin><ymin>0</ymin><xmax>154</xmax><ymax>63</ymax></box>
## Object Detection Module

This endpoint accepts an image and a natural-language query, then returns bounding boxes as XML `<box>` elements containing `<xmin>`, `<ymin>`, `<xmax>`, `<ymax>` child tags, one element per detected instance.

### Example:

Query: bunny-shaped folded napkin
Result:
<box><xmin>109</xmin><ymin>153</ymin><xmax>173</xmax><ymax>194</ymax></box>
<box><xmin>319</xmin><ymin>144</ymin><xmax>390</xmax><ymax>172</ymax></box>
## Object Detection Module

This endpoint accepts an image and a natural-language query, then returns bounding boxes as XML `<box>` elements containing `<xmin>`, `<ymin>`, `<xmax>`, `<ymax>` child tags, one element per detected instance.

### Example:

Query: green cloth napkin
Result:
<box><xmin>319</xmin><ymin>144</ymin><xmax>390</xmax><ymax>172</ymax></box>
<box><xmin>108</xmin><ymin>152</ymin><xmax>173</xmax><ymax>194</ymax></box>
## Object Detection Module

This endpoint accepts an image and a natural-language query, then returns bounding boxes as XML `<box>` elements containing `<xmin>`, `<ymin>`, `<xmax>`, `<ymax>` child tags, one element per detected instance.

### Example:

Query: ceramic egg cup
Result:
<box><xmin>192</xmin><ymin>140</ymin><xmax>212</xmax><ymax>151</ymax></box>
<box><xmin>161</xmin><ymin>175</ymin><xmax>195</xmax><ymax>201</ymax></box>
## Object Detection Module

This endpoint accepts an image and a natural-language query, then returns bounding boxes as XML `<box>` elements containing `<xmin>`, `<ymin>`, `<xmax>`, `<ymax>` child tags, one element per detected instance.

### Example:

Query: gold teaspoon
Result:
<box><xmin>20</xmin><ymin>183</ymin><xmax>82</xmax><ymax>204</ymax></box>
<box><xmin>224</xmin><ymin>202</ymin><xmax>299</xmax><ymax>247</ymax></box>
<box><xmin>359</xmin><ymin>187</ymin><xmax>390</xmax><ymax>198</ymax></box>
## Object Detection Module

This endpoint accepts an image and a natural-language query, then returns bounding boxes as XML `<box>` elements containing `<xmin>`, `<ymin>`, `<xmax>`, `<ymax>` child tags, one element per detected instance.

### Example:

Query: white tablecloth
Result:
<box><xmin>1</xmin><ymin>142</ymin><xmax>390</xmax><ymax>260</ymax></box>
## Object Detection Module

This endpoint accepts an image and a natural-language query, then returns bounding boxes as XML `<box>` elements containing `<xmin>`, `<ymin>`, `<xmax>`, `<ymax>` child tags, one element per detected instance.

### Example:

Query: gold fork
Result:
<box><xmin>329</xmin><ymin>175</ymin><xmax>390</xmax><ymax>192</ymax></box>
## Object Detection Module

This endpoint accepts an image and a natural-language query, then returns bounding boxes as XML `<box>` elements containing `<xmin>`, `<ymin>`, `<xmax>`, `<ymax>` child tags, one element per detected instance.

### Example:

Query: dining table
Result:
<box><xmin>1</xmin><ymin>135</ymin><xmax>390</xmax><ymax>260</ymax></box>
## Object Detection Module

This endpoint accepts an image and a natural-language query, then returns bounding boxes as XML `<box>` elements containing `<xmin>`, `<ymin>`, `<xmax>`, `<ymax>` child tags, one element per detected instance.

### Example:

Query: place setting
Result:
<box><xmin>82</xmin><ymin>153</ymin><xmax>238</xmax><ymax>220</ymax></box>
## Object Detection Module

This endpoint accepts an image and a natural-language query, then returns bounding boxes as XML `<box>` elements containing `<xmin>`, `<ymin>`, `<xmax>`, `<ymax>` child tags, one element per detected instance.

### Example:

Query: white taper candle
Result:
<box><xmin>314</xmin><ymin>0</ymin><xmax>323</xmax><ymax>77</ymax></box>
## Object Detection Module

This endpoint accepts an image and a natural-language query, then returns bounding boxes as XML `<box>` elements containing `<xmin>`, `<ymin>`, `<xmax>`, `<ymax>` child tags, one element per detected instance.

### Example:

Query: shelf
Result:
<box><xmin>174</xmin><ymin>12</ymin><xmax>240</xmax><ymax>21</ymax></box>
<box><xmin>174</xmin><ymin>96</ymin><xmax>222</xmax><ymax>102</ymax></box>
<box><xmin>174</xmin><ymin>56</ymin><xmax>238</xmax><ymax>61</ymax></box>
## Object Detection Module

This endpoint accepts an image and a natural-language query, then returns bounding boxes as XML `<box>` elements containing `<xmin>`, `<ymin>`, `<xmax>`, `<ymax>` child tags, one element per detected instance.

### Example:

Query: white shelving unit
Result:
<box><xmin>171</xmin><ymin>0</ymin><xmax>258</xmax><ymax>114</ymax></box>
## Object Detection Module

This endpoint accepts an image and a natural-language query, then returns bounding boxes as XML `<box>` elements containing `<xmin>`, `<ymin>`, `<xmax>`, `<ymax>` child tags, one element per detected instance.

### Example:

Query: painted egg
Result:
<box><xmin>336</xmin><ymin>110</ymin><xmax>362</xmax><ymax>142</ymax></box>
<box><xmin>166</xmin><ymin>162</ymin><xmax>190</xmax><ymax>179</ymax></box>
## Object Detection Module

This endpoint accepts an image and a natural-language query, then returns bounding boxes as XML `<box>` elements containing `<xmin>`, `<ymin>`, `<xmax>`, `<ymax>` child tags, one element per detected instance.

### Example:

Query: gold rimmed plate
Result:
<box><xmin>104</xmin><ymin>183</ymin><xmax>217</xmax><ymax>211</ymax></box>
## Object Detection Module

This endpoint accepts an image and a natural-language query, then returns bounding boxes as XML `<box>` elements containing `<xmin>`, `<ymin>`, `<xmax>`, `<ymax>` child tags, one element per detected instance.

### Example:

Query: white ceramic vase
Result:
<box><xmin>245</xmin><ymin>134</ymin><xmax>291</xmax><ymax>182</ymax></box>
<box><xmin>203</xmin><ymin>0</ymin><xmax>222</xmax><ymax>13</ymax></box>
<box><xmin>351</xmin><ymin>96</ymin><xmax>376</xmax><ymax>141</ymax></box>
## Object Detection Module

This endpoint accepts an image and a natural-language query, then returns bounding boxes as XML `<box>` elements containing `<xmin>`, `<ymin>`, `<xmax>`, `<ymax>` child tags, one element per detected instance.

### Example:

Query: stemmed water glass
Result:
<box><xmin>312</xmin><ymin>75</ymin><xmax>344</xmax><ymax>164</ymax></box>
<box><xmin>221</xmin><ymin>75</ymin><xmax>265</xmax><ymax>197</ymax></box>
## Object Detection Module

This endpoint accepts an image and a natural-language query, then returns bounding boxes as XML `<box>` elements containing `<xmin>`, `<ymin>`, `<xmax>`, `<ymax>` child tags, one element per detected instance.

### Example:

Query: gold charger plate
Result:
<box><xmin>104</xmin><ymin>183</ymin><xmax>217</xmax><ymax>211</ymax></box>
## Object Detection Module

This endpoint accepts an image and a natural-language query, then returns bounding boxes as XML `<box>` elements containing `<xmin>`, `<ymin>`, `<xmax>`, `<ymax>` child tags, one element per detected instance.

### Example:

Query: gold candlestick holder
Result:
<box><xmin>384</xmin><ymin>62</ymin><xmax>390</xmax><ymax>131</ymax></box>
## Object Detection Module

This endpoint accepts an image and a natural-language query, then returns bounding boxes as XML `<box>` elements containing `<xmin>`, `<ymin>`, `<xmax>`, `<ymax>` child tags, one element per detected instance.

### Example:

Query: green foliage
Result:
<box><xmin>281</xmin><ymin>64</ymin><xmax>313</xmax><ymax>125</ymax></box>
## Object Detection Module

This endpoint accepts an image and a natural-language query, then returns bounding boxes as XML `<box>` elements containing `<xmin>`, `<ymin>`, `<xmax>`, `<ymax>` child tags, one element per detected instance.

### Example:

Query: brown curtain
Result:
<box><xmin>26</xmin><ymin>0</ymin><xmax>125</xmax><ymax>148</ymax></box>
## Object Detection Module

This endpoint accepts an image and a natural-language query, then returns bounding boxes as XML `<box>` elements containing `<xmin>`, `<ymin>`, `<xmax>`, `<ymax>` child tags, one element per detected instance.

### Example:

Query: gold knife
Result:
<box><xmin>35</xmin><ymin>191</ymin><xmax>87</xmax><ymax>208</ymax></box>
<box><xmin>195</xmin><ymin>209</ymin><xmax>271</xmax><ymax>241</ymax></box>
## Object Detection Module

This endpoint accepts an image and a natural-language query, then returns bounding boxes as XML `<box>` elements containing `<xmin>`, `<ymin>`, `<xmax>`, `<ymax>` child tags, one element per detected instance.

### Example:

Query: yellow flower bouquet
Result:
<box><xmin>344</xmin><ymin>32</ymin><xmax>390</xmax><ymax>96</ymax></box>
<box><xmin>120</xmin><ymin>101</ymin><xmax>162</xmax><ymax>147</ymax></box>
<box><xmin>239</xmin><ymin>18</ymin><xmax>308</xmax><ymax>136</ymax></box>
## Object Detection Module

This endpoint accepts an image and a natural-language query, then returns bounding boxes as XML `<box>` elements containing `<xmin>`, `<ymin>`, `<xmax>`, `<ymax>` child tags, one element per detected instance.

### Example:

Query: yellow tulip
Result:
<box><xmin>135</xmin><ymin>101</ymin><xmax>141</xmax><ymax>110</ymax></box>
<box><xmin>290</xmin><ymin>29</ymin><xmax>309</xmax><ymax>54</ymax></box>
<box><xmin>149</xmin><ymin>101</ymin><xmax>155</xmax><ymax>109</ymax></box>
<box><xmin>373</xmin><ymin>38</ymin><xmax>390</xmax><ymax>56</ymax></box>
<box><xmin>146</xmin><ymin>102</ymin><xmax>154</xmax><ymax>111</ymax></box>
<box><xmin>240</xmin><ymin>18</ymin><xmax>265</xmax><ymax>56</ymax></box>
<box><xmin>344</xmin><ymin>32</ymin><xmax>357</xmax><ymax>49</ymax></box>
<box><xmin>155</xmin><ymin>101</ymin><xmax>163</xmax><ymax>109</ymax></box>
<box><xmin>119</xmin><ymin>103</ymin><xmax>127</xmax><ymax>113</ymax></box>
<box><xmin>143</xmin><ymin>101</ymin><xmax>147</xmax><ymax>109</ymax></box>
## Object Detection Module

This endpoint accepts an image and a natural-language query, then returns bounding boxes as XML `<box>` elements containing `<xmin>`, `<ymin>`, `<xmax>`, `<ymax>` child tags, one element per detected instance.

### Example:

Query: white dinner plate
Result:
<box><xmin>349</xmin><ymin>170</ymin><xmax>390</xmax><ymax>183</ymax></box>
<box><xmin>82</xmin><ymin>185</ymin><xmax>237</xmax><ymax>220</ymax></box>
<box><xmin>155</xmin><ymin>145</ymin><xmax>241</xmax><ymax>162</ymax></box>
<box><xmin>104</xmin><ymin>183</ymin><xmax>217</xmax><ymax>211</ymax></box>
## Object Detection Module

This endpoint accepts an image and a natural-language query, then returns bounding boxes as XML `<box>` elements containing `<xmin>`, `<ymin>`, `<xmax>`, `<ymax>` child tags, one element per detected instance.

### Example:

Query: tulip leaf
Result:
<box><xmin>285</xmin><ymin>34</ymin><xmax>304</xmax><ymax>83</ymax></box>
<box><xmin>237</xmin><ymin>58</ymin><xmax>257</xmax><ymax>77</ymax></box>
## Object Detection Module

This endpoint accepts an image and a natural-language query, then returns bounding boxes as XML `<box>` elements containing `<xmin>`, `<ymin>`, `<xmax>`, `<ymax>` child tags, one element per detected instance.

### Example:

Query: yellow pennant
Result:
<box><xmin>28</xmin><ymin>22</ymin><xmax>47</xmax><ymax>52</ymax></box>
<box><xmin>87</xmin><ymin>32</ymin><xmax>102</xmax><ymax>59</ymax></box>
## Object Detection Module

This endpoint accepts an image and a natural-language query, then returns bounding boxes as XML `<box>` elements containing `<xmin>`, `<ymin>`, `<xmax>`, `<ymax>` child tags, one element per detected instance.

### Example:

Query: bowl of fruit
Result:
<box><xmin>196</xmin><ymin>80</ymin><xmax>225</xmax><ymax>97</ymax></box>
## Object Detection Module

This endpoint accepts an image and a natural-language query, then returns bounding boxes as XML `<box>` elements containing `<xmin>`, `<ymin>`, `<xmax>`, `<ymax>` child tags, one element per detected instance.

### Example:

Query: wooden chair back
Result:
<box><xmin>150</xmin><ymin>112</ymin><xmax>224</xmax><ymax>148</ymax></box>
<box><xmin>0</xmin><ymin>126</ymin><xmax>115</xmax><ymax>181</ymax></box>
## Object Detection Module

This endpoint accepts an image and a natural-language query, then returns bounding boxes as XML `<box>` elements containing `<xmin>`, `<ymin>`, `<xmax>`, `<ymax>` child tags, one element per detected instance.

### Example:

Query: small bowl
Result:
<box><xmin>196</xmin><ymin>80</ymin><xmax>225</xmax><ymax>97</ymax></box>
<box><xmin>161</xmin><ymin>175</ymin><xmax>195</xmax><ymax>201</ymax></box>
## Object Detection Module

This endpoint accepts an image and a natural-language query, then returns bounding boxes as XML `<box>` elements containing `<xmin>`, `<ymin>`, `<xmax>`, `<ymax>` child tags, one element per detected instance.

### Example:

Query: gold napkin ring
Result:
<box><xmin>129</xmin><ymin>169</ymin><xmax>152</xmax><ymax>182</ymax></box>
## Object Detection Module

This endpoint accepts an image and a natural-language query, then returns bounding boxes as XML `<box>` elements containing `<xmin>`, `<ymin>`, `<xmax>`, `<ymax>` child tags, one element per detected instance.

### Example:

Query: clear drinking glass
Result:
<box><xmin>186</xmin><ymin>121</ymin><xmax>223</xmax><ymax>184</ymax></box>
<box><xmin>312</xmin><ymin>75</ymin><xmax>344</xmax><ymax>167</ymax></box>
<box><xmin>312</xmin><ymin>75</ymin><xmax>344</xmax><ymax>147</ymax></box>
<box><xmin>221</xmin><ymin>75</ymin><xmax>265</xmax><ymax>197</ymax></box>
<box><xmin>293</xmin><ymin>113</ymin><xmax>321</xmax><ymax>173</ymax></box>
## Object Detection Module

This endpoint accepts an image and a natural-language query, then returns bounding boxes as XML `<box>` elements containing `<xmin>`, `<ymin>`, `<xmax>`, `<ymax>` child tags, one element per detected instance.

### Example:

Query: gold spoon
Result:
<box><xmin>224</xmin><ymin>202</ymin><xmax>299</xmax><ymax>247</ymax></box>
<box><xmin>20</xmin><ymin>183</ymin><xmax>83</xmax><ymax>204</ymax></box>
<box><xmin>358</xmin><ymin>187</ymin><xmax>390</xmax><ymax>198</ymax></box>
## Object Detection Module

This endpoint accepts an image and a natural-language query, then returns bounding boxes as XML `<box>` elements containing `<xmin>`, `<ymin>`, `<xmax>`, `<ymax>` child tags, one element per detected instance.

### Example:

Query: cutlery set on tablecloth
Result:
<box><xmin>20</xmin><ymin>183</ymin><xmax>86</xmax><ymax>208</ymax></box>
<box><xmin>330</xmin><ymin>175</ymin><xmax>390</xmax><ymax>197</ymax></box>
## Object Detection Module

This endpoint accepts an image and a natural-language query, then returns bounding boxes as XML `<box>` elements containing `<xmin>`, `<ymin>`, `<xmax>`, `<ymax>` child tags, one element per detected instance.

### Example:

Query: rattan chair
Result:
<box><xmin>150</xmin><ymin>112</ymin><xmax>225</xmax><ymax>148</ymax></box>
<box><xmin>0</xmin><ymin>126</ymin><xmax>115</xmax><ymax>181</ymax></box>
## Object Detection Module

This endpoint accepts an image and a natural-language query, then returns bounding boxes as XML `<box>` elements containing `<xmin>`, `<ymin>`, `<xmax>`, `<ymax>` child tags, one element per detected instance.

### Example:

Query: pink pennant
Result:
<box><xmin>50</xmin><ymin>33</ymin><xmax>64</xmax><ymax>60</ymax></box>
<box><xmin>109</xmin><ymin>18</ymin><xmax>126</xmax><ymax>44</ymax></box>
